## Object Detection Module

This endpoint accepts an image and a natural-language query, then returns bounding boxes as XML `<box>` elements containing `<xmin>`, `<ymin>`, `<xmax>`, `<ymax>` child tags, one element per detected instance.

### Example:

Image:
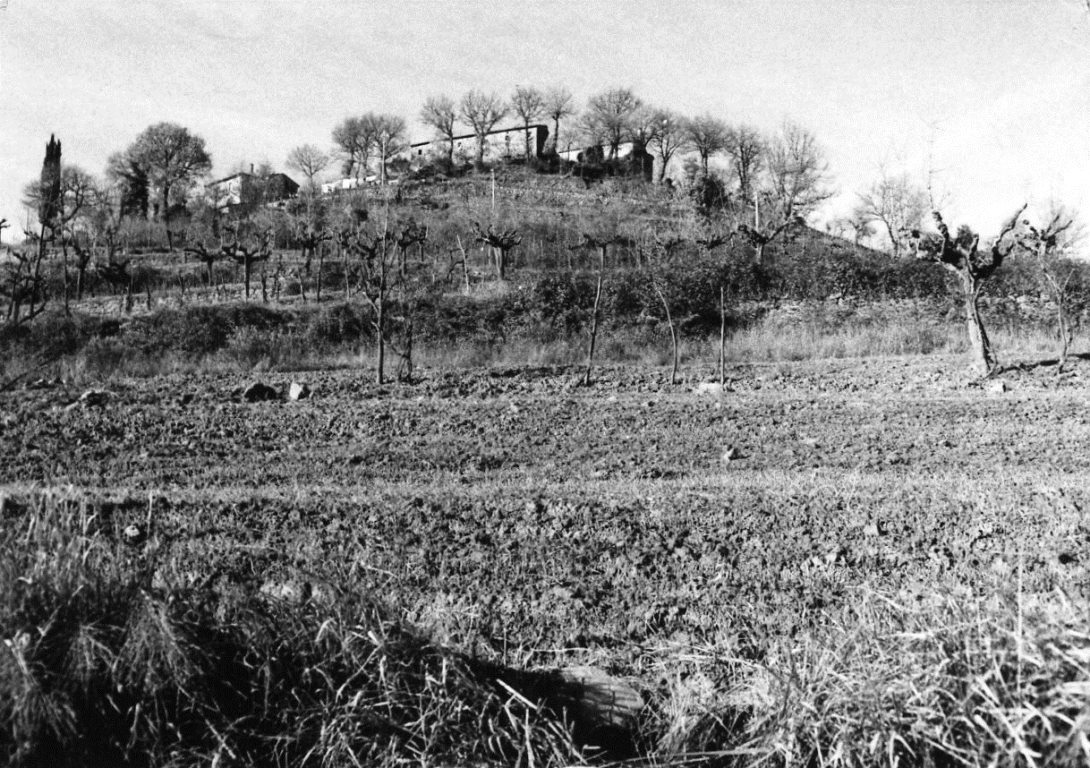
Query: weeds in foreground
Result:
<box><xmin>0</xmin><ymin>490</ymin><xmax>581</xmax><ymax>768</ymax></box>
<box><xmin>5</xmin><ymin>489</ymin><xmax>1090</xmax><ymax>767</ymax></box>
<box><xmin>639</xmin><ymin>588</ymin><xmax>1090</xmax><ymax>767</ymax></box>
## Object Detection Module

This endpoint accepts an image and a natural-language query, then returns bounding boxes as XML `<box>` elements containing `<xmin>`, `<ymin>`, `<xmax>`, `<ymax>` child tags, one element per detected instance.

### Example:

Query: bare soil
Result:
<box><xmin>3</xmin><ymin>353</ymin><xmax>1089</xmax><ymax>655</ymax></box>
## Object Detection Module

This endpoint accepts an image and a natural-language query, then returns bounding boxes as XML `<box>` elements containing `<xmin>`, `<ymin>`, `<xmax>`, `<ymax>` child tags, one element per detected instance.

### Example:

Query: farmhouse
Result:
<box><xmin>410</xmin><ymin>124</ymin><xmax>549</xmax><ymax>166</ymax></box>
<box><xmin>320</xmin><ymin>176</ymin><xmax>367</xmax><ymax>194</ymax></box>
<box><xmin>208</xmin><ymin>169</ymin><xmax>299</xmax><ymax>211</ymax></box>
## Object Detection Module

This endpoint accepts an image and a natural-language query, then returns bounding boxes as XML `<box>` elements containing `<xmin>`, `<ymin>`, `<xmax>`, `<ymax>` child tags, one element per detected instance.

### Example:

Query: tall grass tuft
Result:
<box><xmin>0</xmin><ymin>490</ymin><xmax>583</xmax><ymax>767</ymax></box>
<box><xmin>646</xmin><ymin>587</ymin><xmax>1090</xmax><ymax>767</ymax></box>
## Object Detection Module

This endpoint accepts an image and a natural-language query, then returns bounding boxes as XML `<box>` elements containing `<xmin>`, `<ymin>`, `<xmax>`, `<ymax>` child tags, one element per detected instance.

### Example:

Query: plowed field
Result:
<box><xmin>3</xmin><ymin>354</ymin><xmax>1089</xmax><ymax>655</ymax></box>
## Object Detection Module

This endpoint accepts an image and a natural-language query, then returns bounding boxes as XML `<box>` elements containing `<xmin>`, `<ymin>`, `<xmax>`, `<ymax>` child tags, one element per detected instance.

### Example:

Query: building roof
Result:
<box><xmin>410</xmin><ymin>123</ymin><xmax>548</xmax><ymax>149</ymax></box>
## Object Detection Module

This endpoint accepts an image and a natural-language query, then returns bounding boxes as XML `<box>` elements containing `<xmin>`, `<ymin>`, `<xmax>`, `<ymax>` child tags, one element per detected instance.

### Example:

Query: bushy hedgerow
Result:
<box><xmin>121</xmin><ymin>304</ymin><xmax>295</xmax><ymax>356</ymax></box>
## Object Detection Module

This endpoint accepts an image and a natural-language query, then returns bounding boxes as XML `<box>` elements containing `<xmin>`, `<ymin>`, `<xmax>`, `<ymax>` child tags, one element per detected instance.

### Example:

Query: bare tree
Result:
<box><xmin>910</xmin><ymin>205</ymin><xmax>1027</xmax><ymax>376</ymax></box>
<box><xmin>2</xmin><ymin>247</ymin><xmax>49</xmax><ymax>328</ymax></box>
<box><xmin>459</xmin><ymin>90</ymin><xmax>509</xmax><ymax>167</ymax></box>
<box><xmin>569</xmin><ymin>232</ymin><xmax>625</xmax><ymax>385</ymax></box>
<box><xmin>686</xmin><ymin>114</ymin><xmax>729</xmax><ymax>176</ymax></box>
<box><xmin>1020</xmin><ymin>203</ymin><xmax>1085</xmax><ymax>370</ymax></box>
<box><xmin>854</xmin><ymin>170</ymin><xmax>929</xmax><ymax>256</ymax></box>
<box><xmin>649</xmin><ymin>233</ymin><xmax>691</xmax><ymax>383</ymax></box>
<box><xmin>725</xmin><ymin>125</ymin><xmax>764</xmax><ymax>203</ymax></box>
<box><xmin>286</xmin><ymin>145</ymin><xmax>330</xmax><ymax>191</ymax></box>
<box><xmin>368</xmin><ymin>114</ymin><xmax>407</xmax><ymax>185</ymax></box>
<box><xmin>332</xmin><ymin>116</ymin><xmax>377</xmax><ymax>181</ymax></box>
<box><xmin>419</xmin><ymin>95</ymin><xmax>459</xmax><ymax>165</ymax></box>
<box><xmin>23</xmin><ymin>163</ymin><xmax>101</xmax><ymax>311</ymax></box>
<box><xmin>765</xmin><ymin>120</ymin><xmax>833</xmax><ymax>219</ymax></box>
<box><xmin>737</xmin><ymin>121</ymin><xmax>833</xmax><ymax>262</ymax></box>
<box><xmin>544</xmin><ymin>85</ymin><xmax>575</xmax><ymax>153</ymax></box>
<box><xmin>340</xmin><ymin>212</ymin><xmax>426</xmax><ymax>383</ymax></box>
<box><xmin>22</xmin><ymin>165</ymin><xmax>97</xmax><ymax>236</ymax></box>
<box><xmin>648</xmin><ymin>109</ymin><xmax>688</xmax><ymax>182</ymax></box>
<box><xmin>511</xmin><ymin>85</ymin><xmax>546</xmax><ymax>158</ymax></box>
<box><xmin>583</xmin><ymin>88</ymin><xmax>642</xmax><ymax>159</ymax></box>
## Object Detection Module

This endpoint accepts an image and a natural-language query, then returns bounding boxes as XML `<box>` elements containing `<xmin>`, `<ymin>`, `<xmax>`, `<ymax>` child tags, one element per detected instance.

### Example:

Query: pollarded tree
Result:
<box><xmin>854</xmin><ymin>169</ymin><xmax>929</xmax><ymax>256</ymax></box>
<box><xmin>223</xmin><ymin>219</ymin><xmax>273</xmax><ymax>301</ymax></box>
<box><xmin>419</xmin><ymin>95</ymin><xmax>458</xmax><ymax>165</ymax></box>
<box><xmin>511</xmin><ymin>85</ymin><xmax>546</xmax><ymax>158</ymax></box>
<box><xmin>686</xmin><ymin>114</ymin><xmax>729</xmax><ymax>177</ymax></box>
<box><xmin>910</xmin><ymin>205</ymin><xmax>1027</xmax><ymax>376</ymax></box>
<box><xmin>1019</xmin><ymin>204</ymin><xmax>1085</xmax><ymax>370</ymax></box>
<box><xmin>544</xmin><ymin>85</ymin><xmax>575</xmax><ymax>153</ymax></box>
<box><xmin>568</xmin><ymin>224</ymin><xmax>630</xmax><ymax>386</ymax></box>
<box><xmin>583</xmin><ymin>87</ymin><xmax>642</xmax><ymax>159</ymax></box>
<box><xmin>122</xmin><ymin>122</ymin><xmax>212</xmax><ymax>251</ymax></box>
<box><xmin>474</xmin><ymin>222</ymin><xmax>521</xmax><ymax>281</ymax></box>
<box><xmin>459</xmin><ymin>90</ymin><xmax>509</xmax><ymax>167</ymax></box>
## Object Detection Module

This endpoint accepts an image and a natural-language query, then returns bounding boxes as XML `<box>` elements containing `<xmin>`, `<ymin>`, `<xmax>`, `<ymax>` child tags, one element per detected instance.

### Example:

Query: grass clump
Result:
<box><xmin>0</xmin><ymin>490</ymin><xmax>583</xmax><ymax>768</ymax></box>
<box><xmin>644</xmin><ymin>588</ymin><xmax>1090</xmax><ymax>767</ymax></box>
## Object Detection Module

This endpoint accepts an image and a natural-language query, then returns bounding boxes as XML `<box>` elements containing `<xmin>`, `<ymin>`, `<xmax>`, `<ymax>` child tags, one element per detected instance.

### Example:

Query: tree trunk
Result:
<box><xmin>62</xmin><ymin>246</ymin><xmax>70</xmax><ymax>315</ymax></box>
<box><xmin>962</xmin><ymin>279</ymin><xmax>996</xmax><ymax>376</ymax></box>
<box><xmin>376</xmin><ymin>299</ymin><xmax>385</xmax><ymax>385</ymax></box>
<box><xmin>244</xmin><ymin>260</ymin><xmax>251</xmax><ymax>300</ymax></box>
<box><xmin>653</xmin><ymin>283</ymin><xmax>678</xmax><ymax>385</ymax></box>
<box><xmin>162</xmin><ymin>185</ymin><xmax>173</xmax><ymax>252</ymax></box>
<box><xmin>719</xmin><ymin>285</ymin><xmax>726</xmax><ymax>389</ymax></box>
<box><xmin>316</xmin><ymin>246</ymin><xmax>324</xmax><ymax>302</ymax></box>
<box><xmin>582</xmin><ymin>247</ymin><xmax>606</xmax><ymax>387</ymax></box>
<box><xmin>1058</xmin><ymin>301</ymin><xmax>1071</xmax><ymax>371</ymax></box>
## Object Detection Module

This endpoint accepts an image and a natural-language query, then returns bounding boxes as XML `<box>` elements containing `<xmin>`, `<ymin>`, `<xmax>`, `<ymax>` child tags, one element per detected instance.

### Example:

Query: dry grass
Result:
<box><xmin>0</xmin><ymin>489</ymin><xmax>584</xmax><ymax>768</ymax></box>
<box><xmin>638</xmin><ymin>586</ymin><xmax>1090</xmax><ymax>767</ymax></box>
<box><xmin>6</xmin><ymin>487</ymin><xmax>1090</xmax><ymax>766</ymax></box>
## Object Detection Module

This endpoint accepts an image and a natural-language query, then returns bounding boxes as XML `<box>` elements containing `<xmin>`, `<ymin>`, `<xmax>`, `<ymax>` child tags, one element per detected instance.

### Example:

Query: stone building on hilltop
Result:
<box><xmin>410</xmin><ymin>124</ymin><xmax>549</xmax><ymax>167</ymax></box>
<box><xmin>207</xmin><ymin>167</ymin><xmax>299</xmax><ymax>212</ymax></box>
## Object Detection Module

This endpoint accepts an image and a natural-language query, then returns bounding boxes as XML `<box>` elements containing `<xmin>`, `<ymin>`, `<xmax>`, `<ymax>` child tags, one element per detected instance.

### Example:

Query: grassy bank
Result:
<box><xmin>0</xmin><ymin>295</ymin><xmax>1077</xmax><ymax>387</ymax></box>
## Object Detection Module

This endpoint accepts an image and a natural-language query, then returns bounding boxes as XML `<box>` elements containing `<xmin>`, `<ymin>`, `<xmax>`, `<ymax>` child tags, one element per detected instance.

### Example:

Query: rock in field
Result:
<box><xmin>721</xmin><ymin>445</ymin><xmax>744</xmax><ymax>462</ymax></box>
<box><xmin>121</xmin><ymin>523</ymin><xmax>146</xmax><ymax>546</ymax></box>
<box><xmin>693</xmin><ymin>382</ymin><xmax>723</xmax><ymax>396</ymax></box>
<box><xmin>559</xmin><ymin>665</ymin><xmax>643</xmax><ymax>752</ymax></box>
<box><xmin>242</xmin><ymin>382</ymin><xmax>280</xmax><ymax>402</ymax></box>
<box><xmin>986</xmin><ymin>379</ymin><xmax>1011</xmax><ymax>394</ymax></box>
<box><xmin>288</xmin><ymin>381</ymin><xmax>311</xmax><ymax>401</ymax></box>
<box><xmin>65</xmin><ymin>389</ymin><xmax>111</xmax><ymax>411</ymax></box>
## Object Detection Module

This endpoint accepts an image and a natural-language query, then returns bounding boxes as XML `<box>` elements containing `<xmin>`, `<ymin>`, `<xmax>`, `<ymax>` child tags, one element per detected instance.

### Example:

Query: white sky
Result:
<box><xmin>2</xmin><ymin>0</ymin><xmax>1089</xmax><ymax>243</ymax></box>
